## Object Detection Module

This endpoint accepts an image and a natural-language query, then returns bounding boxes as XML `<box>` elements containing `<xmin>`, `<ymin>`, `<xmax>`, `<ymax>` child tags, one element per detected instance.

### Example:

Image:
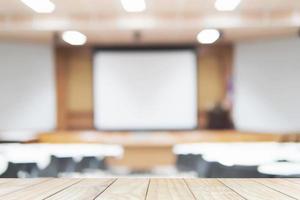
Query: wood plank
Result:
<box><xmin>287</xmin><ymin>178</ymin><xmax>300</xmax><ymax>185</ymax></box>
<box><xmin>0</xmin><ymin>178</ymin><xmax>49</xmax><ymax>196</ymax></box>
<box><xmin>0</xmin><ymin>178</ymin><xmax>299</xmax><ymax>200</ymax></box>
<box><xmin>46</xmin><ymin>179</ymin><xmax>115</xmax><ymax>200</ymax></box>
<box><xmin>0</xmin><ymin>179</ymin><xmax>16</xmax><ymax>185</ymax></box>
<box><xmin>220</xmin><ymin>179</ymin><xmax>296</xmax><ymax>200</ymax></box>
<box><xmin>95</xmin><ymin>178</ymin><xmax>149</xmax><ymax>200</ymax></box>
<box><xmin>185</xmin><ymin>179</ymin><xmax>244</xmax><ymax>200</ymax></box>
<box><xmin>0</xmin><ymin>179</ymin><xmax>80</xmax><ymax>200</ymax></box>
<box><xmin>146</xmin><ymin>178</ymin><xmax>195</xmax><ymax>200</ymax></box>
<box><xmin>255</xmin><ymin>179</ymin><xmax>300</xmax><ymax>199</ymax></box>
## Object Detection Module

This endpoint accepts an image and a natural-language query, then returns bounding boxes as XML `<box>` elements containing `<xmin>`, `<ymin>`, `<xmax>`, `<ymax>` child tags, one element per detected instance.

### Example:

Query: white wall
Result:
<box><xmin>234</xmin><ymin>37</ymin><xmax>300</xmax><ymax>133</ymax></box>
<box><xmin>94</xmin><ymin>50</ymin><xmax>198</xmax><ymax>130</ymax></box>
<box><xmin>0</xmin><ymin>42</ymin><xmax>56</xmax><ymax>140</ymax></box>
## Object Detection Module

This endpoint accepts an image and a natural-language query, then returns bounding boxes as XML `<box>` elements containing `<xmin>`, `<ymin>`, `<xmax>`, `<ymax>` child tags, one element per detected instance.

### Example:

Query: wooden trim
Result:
<box><xmin>55</xmin><ymin>47</ymin><xmax>68</xmax><ymax>130</ymax></box>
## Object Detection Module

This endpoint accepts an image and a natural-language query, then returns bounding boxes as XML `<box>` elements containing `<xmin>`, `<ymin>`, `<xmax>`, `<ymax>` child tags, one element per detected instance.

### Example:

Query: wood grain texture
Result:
<box><xmin>95</xmin><ymin>178</ymin><xmax>149</xmax><ymax>200</ymax></box>
<box><xmin>287</xmin><ymin>178</ymin><xmax>300</xmax><ymax>185</ymax></box>
<box><xmin>0</xmin><ymin>178</ymin><xmax>300</xmax><ymax>200</ymax></box>
<box><xmin>220</xmin><ymin>179</ymin><xmax>295</xmax><ymax>200</ymax></box>
<box><xmin>0</xmin><ymin>179</ymin><xmax>15</xmax><ymax>185</ymax></box>
<box><xmin>0</xmin><ymin>178</ymin><xmax>48</xmax><ymax>197</ymax></box>
<box><xmin>46</xmin><ymin>179</ymin><xmax>115</xmax><ymax>200</ymax></box>
<box><xmin>185</xmin><ymin>179</ymin><xmax>244</xmax><ymax>200</ymax></box>
<box><xmin>146</xmin><ymin>178</ymin><xmax>195</xmax><ymax>200</ymax></box>
<box><xmin>255</xmin><ymin>179</ymin><xmax>300</xmax><ymax>199</ymax></box>
<box><xmin>0</xmin><ymin>179</ymin><xmax>80</xmax><ymax>200</ymax></box>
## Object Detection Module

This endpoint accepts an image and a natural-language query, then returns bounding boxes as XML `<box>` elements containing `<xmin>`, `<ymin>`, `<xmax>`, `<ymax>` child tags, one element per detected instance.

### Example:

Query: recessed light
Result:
<box><xmin>20</xmin><ymin>0</ymin><xmax>55</xmax><ymax>13</ymax></box>
<box><xmin>197</xmin><ymin>29</ymin><xmax>221</xmax><ymax>44</ymax></box>
<box><xmin>121</xmin><ymin>0</ymin><xmax>146</xmax><ymax>12</ymax></box>
<box><xmin>215</xmin><ymin>0</ymin><xmax>241</xmax><ymax>11</ymax></box>
<box><xmin>62</xmin><ymin>31</ymin><xmax>87</xmax><ymax>46</ymax></box>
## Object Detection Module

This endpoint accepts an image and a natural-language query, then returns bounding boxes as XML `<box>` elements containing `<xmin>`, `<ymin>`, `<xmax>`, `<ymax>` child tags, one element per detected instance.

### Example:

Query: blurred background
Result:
<box><xmin>0</xmin><ymin>0</ymin><xmax>300</xmax><ymax>178</ymax></box>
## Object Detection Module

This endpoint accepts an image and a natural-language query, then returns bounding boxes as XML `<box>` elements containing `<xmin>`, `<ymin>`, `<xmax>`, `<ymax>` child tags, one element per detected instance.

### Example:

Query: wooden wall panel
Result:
<box><xmin>55</xmin><ymin>45</ymin><xmax>232</xmax><ymax>130</ymax></box>
<box><xmin>198</xmin><ymin>45</ymin><xmax>233</xmax><ymax>111</ymax></box>
<box><xmin>198</xmin><ymin>52</ymin><xmax>224</xmax><ymax>110</ymax></box>
<box><xmin>66</xmin><ymin>48</ymin><xmax>93</xmax><ymax>113</ymax></box>
<box><xmin>55</xmin><ymin>47</ymin><xmax>94</xmax><ymax>130</ymax></box>
<box><xmin>55</xmin><ymin>47</ymin><xmax>68</xmax><ymax>130</ymax></box>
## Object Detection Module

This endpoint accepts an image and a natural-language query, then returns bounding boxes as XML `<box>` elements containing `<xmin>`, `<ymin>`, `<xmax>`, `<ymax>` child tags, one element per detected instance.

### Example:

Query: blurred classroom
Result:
<box><xmin>0</xmin><ymin>0</ymin><xmax>300</xmax><ymax>178</ymax></box>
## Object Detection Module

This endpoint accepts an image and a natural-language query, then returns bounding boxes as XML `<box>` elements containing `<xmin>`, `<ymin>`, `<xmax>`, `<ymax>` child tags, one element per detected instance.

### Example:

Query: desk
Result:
<box><xmin>0</xmin><ymin>178</ymin><xmax>299</xmax><ymax>199</ymax></box>
<box><xmin>37</xmin><ymin>131</ymin><xmax>282</xmax><ymax>170</ymax></box>
<box><xmin>37</xmin><ymin>130</ymin><xmax>282</xmax><ymax>144</ymax></box>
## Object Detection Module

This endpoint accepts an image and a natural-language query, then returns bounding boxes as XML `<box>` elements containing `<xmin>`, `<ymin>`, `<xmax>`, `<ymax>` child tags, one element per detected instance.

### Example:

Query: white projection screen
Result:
<box><xmin>234</xmin><ymin>37</ymin><xmax>300</xmax><ymax>133</ymax></box>
<box><xmin>93</xmin><ymin>49</ymin><xmax>197</xmax><ymax>130</ymax></box>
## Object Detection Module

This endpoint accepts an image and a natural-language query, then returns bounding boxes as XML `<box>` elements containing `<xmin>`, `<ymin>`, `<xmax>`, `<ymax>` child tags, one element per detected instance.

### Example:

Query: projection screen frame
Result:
<box><xmin>92</xmin><ymin>46</ymin><xmax>199</xmax><ymax>132</ymax></box>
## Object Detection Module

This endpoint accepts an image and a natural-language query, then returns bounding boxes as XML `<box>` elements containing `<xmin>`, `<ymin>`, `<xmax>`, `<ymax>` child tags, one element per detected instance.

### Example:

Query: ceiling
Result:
<box><xmin>0</xmin><ymin>0</ymin><xmax>299</xmax><ymax>45</ymax></box>
<box><xmin>1</xmin><ymin>0</ymin><xmax>300</xmax><ymax>15</ymax></box>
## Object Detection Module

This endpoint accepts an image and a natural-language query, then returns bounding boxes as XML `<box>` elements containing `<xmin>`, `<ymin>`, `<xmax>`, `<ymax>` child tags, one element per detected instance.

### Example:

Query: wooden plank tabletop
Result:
<box><xmin>0</xmin><ymin>178</ymin><xmax>299</xmax><ymax>200</ymax></box>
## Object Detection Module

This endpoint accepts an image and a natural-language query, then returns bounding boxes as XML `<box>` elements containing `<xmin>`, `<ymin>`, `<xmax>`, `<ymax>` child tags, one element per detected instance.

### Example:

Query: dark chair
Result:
<box><xmin>176</xmin><ymin>154</ymin><xmax>202</xmax><ymax>172</ymax></box>
<box><xmin>0</xmin><ymin>162</ymin><xmax>39</xmax><ymax>178</ymax></box>
<box><xmin>75</xmin><ymin>156</ymin><xmax>106</xmax><ymax>172</ymax></box>
<box><xmin>206</xmin><ymin>162</ymin><xmax>271</xmax><ymax>178</ymax></box>
<box><xmin>38</xmin><ymin>156</ymin><xmax>76</xmax><ymax>177</ymax></box>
